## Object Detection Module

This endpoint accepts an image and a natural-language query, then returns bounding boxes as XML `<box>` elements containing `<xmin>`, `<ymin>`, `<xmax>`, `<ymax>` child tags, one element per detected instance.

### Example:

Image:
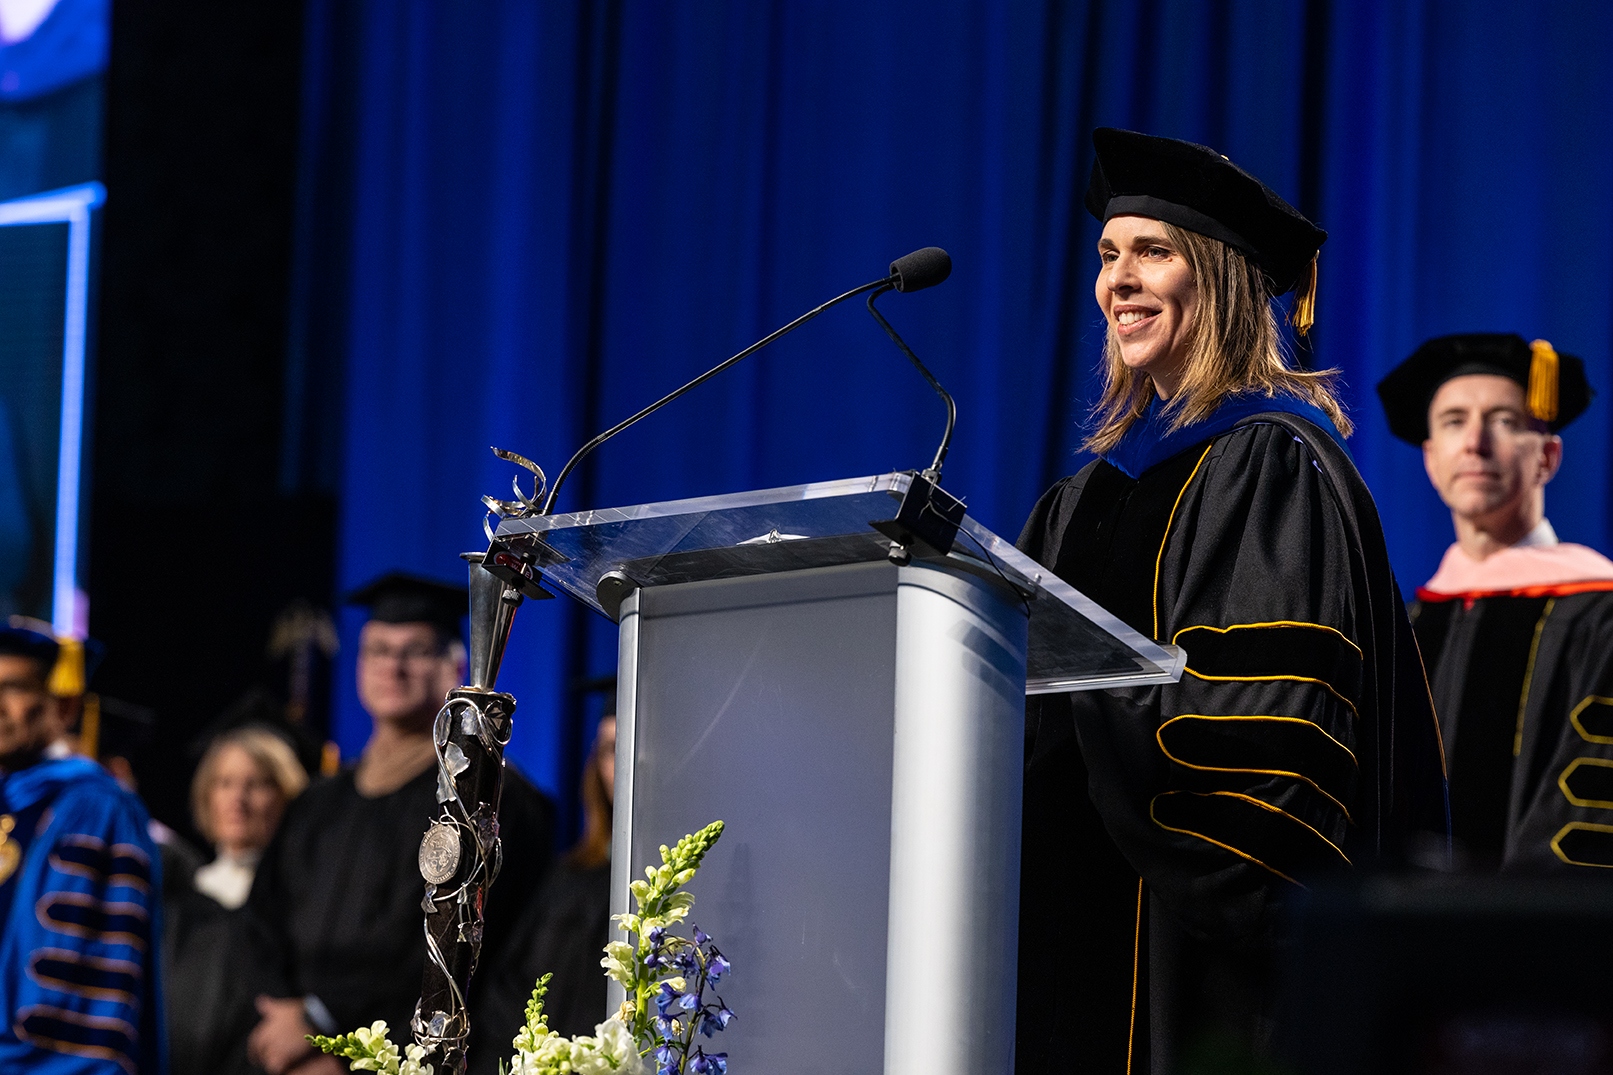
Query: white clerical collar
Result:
<box><xmin>1513</xmin><ymin>519</ymin><xmax>1559</xmax><ymax>549</ymax></box>
<box><xmin>195</xmin><ymin>850</ymin><xmax>263</xmax><ymax>909</ymax></box>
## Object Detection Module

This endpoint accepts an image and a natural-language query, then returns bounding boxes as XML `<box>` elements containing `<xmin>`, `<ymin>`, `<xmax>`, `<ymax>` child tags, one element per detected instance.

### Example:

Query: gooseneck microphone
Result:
<box><xmin>540</xmin><ymin>247</ymin><xmax>955</xmax><ymax>514</ymax></box>
<box><xmin>866</xmin><ymin>247</ymin><xmax>955</xmax><ymax>482</ymax></box>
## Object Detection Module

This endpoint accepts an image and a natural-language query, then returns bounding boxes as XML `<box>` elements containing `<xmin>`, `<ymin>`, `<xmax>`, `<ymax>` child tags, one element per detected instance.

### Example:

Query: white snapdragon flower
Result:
<box><xmin>349</xmin><ymin>1021</ymin><xmax>401</xmax><ymax>1072</ymax></box>
<box><xmin>398</xmin><ymin>1043</ymin><xmax>435</xmax><ymax>1075</ymax></box>
<box><xmin>601</xmin><ymin>941</ymin><xmax>637</xmax><ymax>986</ymax></box>
<box><xmin>574</xmin><ymin>1018</ymin><xmax>644</xmax><ymax>1074</ymax></box>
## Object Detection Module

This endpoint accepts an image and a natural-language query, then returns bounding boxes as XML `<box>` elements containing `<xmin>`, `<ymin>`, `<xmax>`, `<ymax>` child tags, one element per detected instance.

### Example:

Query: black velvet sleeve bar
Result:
<box><xmin>1014</xmin><ymin>415</ymin><xmax>1448</xmax><ymax>1074</ymax></box>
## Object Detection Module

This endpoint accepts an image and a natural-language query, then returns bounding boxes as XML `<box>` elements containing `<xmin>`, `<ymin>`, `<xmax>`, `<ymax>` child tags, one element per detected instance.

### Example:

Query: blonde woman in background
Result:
<box><xmin>191</xmin><ymin>727</ymin><xmax>308</xmax><ymax>907</ymax></box>
<box><xmin>167</xmin><ymin>726</ymin><xmax>308</xmax><ymax>1075</ymax></box>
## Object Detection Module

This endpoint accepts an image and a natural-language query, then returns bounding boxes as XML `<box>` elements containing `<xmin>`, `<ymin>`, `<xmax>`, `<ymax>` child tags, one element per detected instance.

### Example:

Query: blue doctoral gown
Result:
<box><xmin>0</xmin><ymin>755</ymin><xmax>166</xmax><ymax>1074</ymax></box>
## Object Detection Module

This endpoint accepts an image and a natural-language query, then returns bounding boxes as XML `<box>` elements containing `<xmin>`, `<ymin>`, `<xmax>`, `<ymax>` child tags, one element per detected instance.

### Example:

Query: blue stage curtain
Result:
<box><xmin>290</xmin><ymin>0</ymin><xmax>1613</xmax><ymax>804</ymax></box>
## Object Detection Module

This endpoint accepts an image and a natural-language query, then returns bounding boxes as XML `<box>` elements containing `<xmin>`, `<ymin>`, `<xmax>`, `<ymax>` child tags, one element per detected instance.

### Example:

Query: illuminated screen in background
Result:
<box><xmin>0</xmin><ymin>185</ymin><xmax>99</xmax><ymax>632</ymax></box>
<box><xmin>0</xmin><ymin>0</ymin><xmax>107</xmax><ymax>636</ymax></box>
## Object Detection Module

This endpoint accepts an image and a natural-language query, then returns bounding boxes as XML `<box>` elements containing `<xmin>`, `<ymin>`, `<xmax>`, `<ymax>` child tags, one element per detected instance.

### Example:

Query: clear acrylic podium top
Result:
<box><xmin>494</xmin><ymin>472</ymin><xmax>1183</xmax><ymax>693</ymax></box>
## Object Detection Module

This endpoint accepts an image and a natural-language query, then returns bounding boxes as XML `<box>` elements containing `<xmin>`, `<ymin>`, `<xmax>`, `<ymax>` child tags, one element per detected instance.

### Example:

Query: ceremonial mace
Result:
<box><xmin>411</xmin><ymin>454</ymin><xmax>552</xmax><ymax>1074</ymax></box>
<box><xmin>406</xmin><ymin>248</ymin><xmax>954</xmax><ymax>1069</ymax></box>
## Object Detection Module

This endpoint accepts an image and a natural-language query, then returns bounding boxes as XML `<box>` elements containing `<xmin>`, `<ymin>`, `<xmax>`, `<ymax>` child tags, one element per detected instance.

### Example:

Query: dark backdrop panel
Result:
<box><xmin>292</xmin><ymin>0</ymin><xmax>1613</xmax><ymax>812</ymax></box>
<box><xmin>93</xmin><ymin>0</ymin><xmax>310</xmax><ymax>832</ymax></box>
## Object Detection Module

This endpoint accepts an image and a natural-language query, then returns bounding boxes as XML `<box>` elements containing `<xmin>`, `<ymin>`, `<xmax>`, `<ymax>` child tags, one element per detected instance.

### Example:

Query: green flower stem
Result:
<box><xmin>307</xmin><ymin>822</ymin><xmax>726</xmax><ymax>1075</ymax></box>
<box><xmin>613</xmin><ymin>820</ymin><xmax>725</xmax><ymax>1046</ymax></box>
<box><xmin>675</xmin><ymin>948</ymin><xmax>710</xmax><ymax>1060</ymax></box>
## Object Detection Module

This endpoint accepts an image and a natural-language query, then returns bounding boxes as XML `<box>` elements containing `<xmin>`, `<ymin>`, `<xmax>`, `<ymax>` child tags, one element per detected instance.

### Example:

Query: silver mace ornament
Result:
<box><xmin>410</xmin><ymin>551</ymin><xmax>524</xmax><ymax>1074</ymax></box>
<box><xmin>411</xmin><ymin>447</ymin><xmax>552</xmax><ymax>1073</ymax></box>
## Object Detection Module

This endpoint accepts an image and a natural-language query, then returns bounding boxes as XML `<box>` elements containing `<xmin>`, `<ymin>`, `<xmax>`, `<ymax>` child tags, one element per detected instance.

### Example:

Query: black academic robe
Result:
<box><xmin>158</xmin><ymin>834</ymin><xmax>269</xmax><ymax>1075</ymax></box>
<box><xmin>246</xmin><ymin>762</ymin><xmax>555</xmax><ymax>1055</ymax></box>
<box><xmin>1413</xmin><ymin>586</ymin><xmax>1613</xmax><ymax>870</ymax></box>
<box><xmin>164</xmin><ymin>887</ymin><xmax>267</xmax><ymax>1075</ymax></box>
<box><xmin>470</xmin><ymin>858</ymin><xmax>612</xmax><ymax>1074</ymax></box>
<box><xmin>1015</xmin><ymin>414</ymin><xmax>1447</xmax><ymax>1075</ymax></box>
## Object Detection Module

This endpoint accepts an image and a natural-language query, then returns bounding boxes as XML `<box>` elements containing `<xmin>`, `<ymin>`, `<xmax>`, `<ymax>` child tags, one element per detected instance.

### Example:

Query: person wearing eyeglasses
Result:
<box><xmin>245</xmin><ymin>574</ymin><xmax>555</xmax><ymax>1075</ymax></box>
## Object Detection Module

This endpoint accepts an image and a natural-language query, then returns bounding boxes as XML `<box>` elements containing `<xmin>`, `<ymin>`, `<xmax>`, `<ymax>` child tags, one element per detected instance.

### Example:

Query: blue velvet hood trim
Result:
<box><xmin>1101</xmin><ymin>391</ymin><xmax>1348</xmax><ymax>479</ymax></box>
<box><xmin>0</xmin><ymin>755</ymin><xmax>112</xmax><ymax>814</ymax></box>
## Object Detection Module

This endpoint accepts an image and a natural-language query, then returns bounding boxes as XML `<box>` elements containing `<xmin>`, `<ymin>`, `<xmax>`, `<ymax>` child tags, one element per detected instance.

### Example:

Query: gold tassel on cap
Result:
<box><xmin>1288</xmin><ymin>253</ymin><xmax>1319</xmax><ymax>337</ymax></box>
<box><xmin>79</xmin><ymin>693</ymin><xmax>101</xmax><ymax>759</ymax></box>
<box><xmin>1528</xmin><ymin>338</ymin><xmax>1559</xmax><ymax>424</ymax></box>
<box><xmin>48</xmin><ymin>638</ymin><xmax>85</xmax><ymax>698</ymax></box>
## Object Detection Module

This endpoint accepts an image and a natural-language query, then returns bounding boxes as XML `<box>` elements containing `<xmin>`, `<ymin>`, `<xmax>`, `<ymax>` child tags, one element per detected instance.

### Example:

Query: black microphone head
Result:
<box><xmin>889</xmin><ymin>247</ymin><xmax>952</xmax><ymax>292</ymax></box>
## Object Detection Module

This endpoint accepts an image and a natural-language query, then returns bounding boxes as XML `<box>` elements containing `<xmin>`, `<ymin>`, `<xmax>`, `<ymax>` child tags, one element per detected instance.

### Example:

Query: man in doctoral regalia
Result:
<box><xmin>1379</xmin><ymin>334</ymin><xmax>1613</xmax><ymax>870</ymax></box>
<box><xmin>246</xmin><ymin>574</ymin><xmax>556</xmax><ymax>1075</ymax></box>
<box><xmin>0</xmin><ymin>620</ymin><xmax>166</xmax><ymax>1073</ymax></box>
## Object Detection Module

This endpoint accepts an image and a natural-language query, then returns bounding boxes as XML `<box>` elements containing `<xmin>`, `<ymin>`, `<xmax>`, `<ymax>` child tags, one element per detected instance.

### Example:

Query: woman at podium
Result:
<box><xmin>1014</xmin><ymin>128</ymin><xmax>1447</xmax><ymax>1074</ymax></box>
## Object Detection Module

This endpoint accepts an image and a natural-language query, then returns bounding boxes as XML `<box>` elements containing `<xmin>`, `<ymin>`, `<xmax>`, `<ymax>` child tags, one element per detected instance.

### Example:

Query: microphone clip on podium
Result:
<box><xmin>869</xmin><ymin>471</ymin><xmax>965</xmax><ymax>563</ymax></box>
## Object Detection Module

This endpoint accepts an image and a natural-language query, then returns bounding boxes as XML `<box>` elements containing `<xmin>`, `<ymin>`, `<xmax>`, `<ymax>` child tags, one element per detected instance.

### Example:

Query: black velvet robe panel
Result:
<box><xmin>1414</xmin><ymin>587</ymin><xmax>1613</xmax><ymax>871</ymax></box>
<box><xmin>164</xmin><ymin>888</ymin><xmax>268</xmax><ymax>1075</ymax></box>
<box><xmin>245</xmin><ymin>764</ymin><xmax>555</xmax><ymax>1056</ymax></box>
<box><xmin>1015</xmin><ymin>415</ymin><xmax>1447</xmax><ymax>1075</ymax></box>
<box><xmin>470</xmin><ymin>859</ymin><xmax>612</xmax><ymax>1075</ymax></box>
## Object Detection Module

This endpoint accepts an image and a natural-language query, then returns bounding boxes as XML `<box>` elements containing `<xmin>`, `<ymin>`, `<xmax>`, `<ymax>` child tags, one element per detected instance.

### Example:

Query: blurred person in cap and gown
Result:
<box><xmin>476</xmin><ymin>705</ymin><xmax>616</xmax><ymax>1065</ymax></box>
<box><xmin>1379</xmin><ymin>334</ymin><xmax>1613</xmax><ymax>870</ymax></box>
<box><xmin>246</xmin><ymin>573</ymin><xmax>556</xmax><ymax>1075</ymax></box>
<box><xmin>0</xmin><ymin>619</ymin><xmax>166</xmax><ymax>1073</ymax></box>
<box><xmin>165</xmin><ymin>725</ymin><xmax>308</xmax><ymax>1075</ymax></box>
<box><xmin>1014</xmin><ymin>129</ymin><xmax>1448</xmax><ymax>1074</ymax></box>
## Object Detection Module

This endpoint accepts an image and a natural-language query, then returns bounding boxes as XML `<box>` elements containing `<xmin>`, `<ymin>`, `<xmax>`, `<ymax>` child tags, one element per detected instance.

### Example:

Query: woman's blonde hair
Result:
<box><xmin>565</xmin><ymin>716</ymin><xmax>615</xmax><ymax>870</ymax></box>
<box><xmin>191</xmin><ymin>726</ymin><xmax>309</xmax><ymax>845</ymax></box>
<box><xmin>1083</xmin><ymin>221</ymin><xmax>1351</xmax><ymax>455</ymax></box>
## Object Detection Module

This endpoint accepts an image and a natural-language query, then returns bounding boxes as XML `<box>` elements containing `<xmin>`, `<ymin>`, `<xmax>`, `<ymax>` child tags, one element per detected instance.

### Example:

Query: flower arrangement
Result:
<box><xmin>310</xmin><ymin>819</ymin><xmax>730</xmax><ymax>1075</ymax></box>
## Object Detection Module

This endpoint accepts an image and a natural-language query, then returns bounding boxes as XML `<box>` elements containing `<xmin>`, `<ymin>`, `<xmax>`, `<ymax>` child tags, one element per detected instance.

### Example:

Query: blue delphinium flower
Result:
<box><xmin>707</xmin><ymin>1051</ymin><xmax>729</xmax><ymax>1074</ymax></box>
<box><xmin>692</xmin><ymin>926</ymin><xmax>710</xmax><ymax>946</ymax></box>
<box><xmin>714</xmin><ymin>1006</ymin><xmax>734</xmax><ymax>1030</ymax></box>
<box><xmin>707</xmin><ymin>954</ymin><xmax>730</xmax><ymax>983</ymax></box>
<box><xmin>655</xmin><ymin>981</ymin><xmax>679</xmax><ymax>1015</ymax></box>
<box><xmin>677</xmin><ymin>990</ymin><xmax>699</xmax><ymax>1011</ymax></box>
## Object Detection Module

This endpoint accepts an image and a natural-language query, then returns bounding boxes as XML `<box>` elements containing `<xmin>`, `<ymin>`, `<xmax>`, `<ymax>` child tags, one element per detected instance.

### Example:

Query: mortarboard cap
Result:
<box><xmin>1376</xmin><ymin>333</ymin><xmax>1593</xmax><ymax>445</ymax></box>
<box><xmin>186</xmin><ymin>686</ymin><xmax>322</xmax><ymax>773</ymax></box>
<box><xmin>88</xmin><ymin>696</ymin><xmax>156</xmax><ymax>761</ymax></box>
<box><xmin>0</xmin><ymin>616</ymin><xmax>102</xmax><ymax>696</ymax></box>
<box><xmin>1085</xmin><ymin>127</ymin><xmax>1327</xmax><ymax>332</ymax></box>
<box><xmin>0</xmin><ymin>618</ymin><xmax>59</xmax><ymax>671</ymax></box>
<box><xmin>345</xmin><ymin>572</ymin><xmax>467</xmax><ymax>639</ymax></box>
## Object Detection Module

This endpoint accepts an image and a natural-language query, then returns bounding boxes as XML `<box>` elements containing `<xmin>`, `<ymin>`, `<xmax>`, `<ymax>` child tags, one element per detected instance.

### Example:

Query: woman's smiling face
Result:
<box><xmin>1095</xmin><ymin>215</ymin><xmax>1199</xmax><ymax>398</ymax></box>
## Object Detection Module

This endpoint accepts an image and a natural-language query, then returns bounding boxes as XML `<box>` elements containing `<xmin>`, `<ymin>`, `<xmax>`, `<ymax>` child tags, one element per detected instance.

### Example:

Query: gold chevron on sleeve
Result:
<box><xmin>1156</xmin><ymin>714</ymin><xmax>1357</xmax><ymax>819</ymax></box>
<box><xmin>1173</xmin><ymin>621</ymin><xmax>1364</xmax><ymax>715</ymax></box>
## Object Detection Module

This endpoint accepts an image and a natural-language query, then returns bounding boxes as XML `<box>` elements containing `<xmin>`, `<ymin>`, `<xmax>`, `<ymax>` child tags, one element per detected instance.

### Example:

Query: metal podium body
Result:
<box><xmin>492</xmin><ymin>473</ymin><xmax>1183</xmax><ymax>1075</ymax></box>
